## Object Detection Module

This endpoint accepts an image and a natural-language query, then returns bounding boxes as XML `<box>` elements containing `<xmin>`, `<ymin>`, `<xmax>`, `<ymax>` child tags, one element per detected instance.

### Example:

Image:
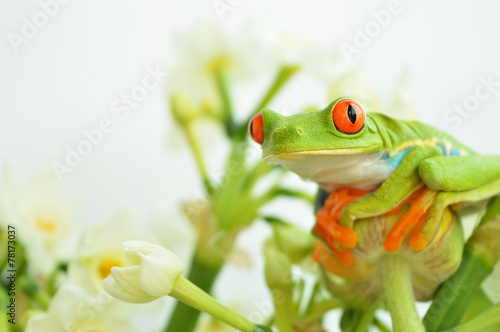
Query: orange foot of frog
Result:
<box><xmin>314</xmin><ymin>188</ymin><xmax>369</xmax><ymax>267</ymax></box>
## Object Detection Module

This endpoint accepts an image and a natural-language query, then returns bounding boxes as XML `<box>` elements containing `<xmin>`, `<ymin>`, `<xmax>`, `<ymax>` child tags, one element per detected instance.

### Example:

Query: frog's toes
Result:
<box><xmin>340</xmin><ymin>208</ymin><xmax>356</xmax><ymax>228</ymax></box>
<box><xmin>315</xmin><ymin>211</ymin><xmax>357</xmax><ymax>249</ymax></box>
<box><xmin>409</xmin><ymin>206</ymin><xmax>445</xmax><ymax>251</ymax></box>
<box><xmin>383</xmin><ymin>187</ymin><xmax>438</xmax><ymax>253</ymax></box>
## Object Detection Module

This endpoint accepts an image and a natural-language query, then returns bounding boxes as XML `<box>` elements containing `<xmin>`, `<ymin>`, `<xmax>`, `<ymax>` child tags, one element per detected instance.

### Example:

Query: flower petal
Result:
<box><xmin>103</xmin><ymin>266</ymin><xmax>157</xmax><ymax>303</ymax></box>
<box><xmin>123</xmin><ymin>240</ymin><xmax>165</xmax><ymax>265</ymax></box>
<box><xmin>138</xmin><ymin>250</ymin><xmax>185</xmax><ymax>297</ymax></box>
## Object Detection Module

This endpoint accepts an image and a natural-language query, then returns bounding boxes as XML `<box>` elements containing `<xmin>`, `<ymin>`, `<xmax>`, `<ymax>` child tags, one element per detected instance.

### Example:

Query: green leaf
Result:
<box><xmin>445</xmin><ymin>303</ymin><xmax>500</xmax><ymax>332</ymax></box>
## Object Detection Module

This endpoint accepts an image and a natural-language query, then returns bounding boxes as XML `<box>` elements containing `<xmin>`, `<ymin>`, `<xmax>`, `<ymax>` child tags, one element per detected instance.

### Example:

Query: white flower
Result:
<box><xmin>0</xmin><ymin>168</ymin><xmax>76</xmax><ymax>277</ymax></box>
<box><xmin>64</xmin><ymin>211</ymin><xmax>176</xmax><ymax>329</ymax></box>
<box><xmin>168</xmin><ymin>21</ymin><xmax>273</xmax><ymax>99</ymax></box>
<box><xmin>67</xmin><ymin>210</ymin><xmax>156</xmax><ymax>294</ymax></box>
<box><xmin>102</xmin><ymin>241</ymin><xmax>185</xmax><ymax>303</ymax></box>
<box><xmin>25</xmin><ymin>285</ymin><xmax>138</xmax><ymax>332</ymax></box>
<box><xmin>327</xmin><ymin>65</ymin><xmax>418</xmax><ymax>121</ymax></box>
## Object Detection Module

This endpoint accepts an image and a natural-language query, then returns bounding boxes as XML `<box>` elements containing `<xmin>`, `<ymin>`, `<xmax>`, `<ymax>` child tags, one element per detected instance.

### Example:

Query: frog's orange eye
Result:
<box><xmin>332</xmin><ymin>99</ymin><xmax>365</xmax><ymax>134</ymax></box>
<box><xmin>248</xmin><ymin>113</ymin><xmax>264</xmax><ymax>144</ymax></box>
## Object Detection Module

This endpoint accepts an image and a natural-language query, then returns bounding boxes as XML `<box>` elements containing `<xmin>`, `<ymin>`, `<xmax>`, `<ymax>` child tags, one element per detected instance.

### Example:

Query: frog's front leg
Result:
<box><xmin>340</xmin><ymin>145</ymin><xmax>442</xmax><ymax>228</ymax></box>
<box><xmin>314</xmin><ymin>187</ymin><xmax>370</xmax><ymax>267</ymax></box>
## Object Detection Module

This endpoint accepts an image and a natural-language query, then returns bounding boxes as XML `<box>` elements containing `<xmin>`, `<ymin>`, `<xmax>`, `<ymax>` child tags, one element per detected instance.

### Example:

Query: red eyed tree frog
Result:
<box><xmin>248</xmin><ymin>97</ymin><xmax>500</xmax><ymax>254</ymax></box>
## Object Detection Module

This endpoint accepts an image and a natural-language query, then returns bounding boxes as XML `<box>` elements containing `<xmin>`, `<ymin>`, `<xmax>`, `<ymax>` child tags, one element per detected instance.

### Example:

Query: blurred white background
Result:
<box><xmin>1</xmin><ymin>0</ymin><xmax>500</xmax><ymax>330</ymax></box>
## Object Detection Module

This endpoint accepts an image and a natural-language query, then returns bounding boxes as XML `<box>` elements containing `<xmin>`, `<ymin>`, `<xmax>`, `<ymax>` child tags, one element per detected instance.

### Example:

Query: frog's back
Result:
<box><xmin>368</xmin><ymin>113</ymin><xmax>476</xmax><ymax>158</ymax></box>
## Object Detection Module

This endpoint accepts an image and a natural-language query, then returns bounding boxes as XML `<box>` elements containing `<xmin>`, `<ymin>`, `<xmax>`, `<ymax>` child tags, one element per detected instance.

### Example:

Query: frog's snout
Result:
<box><xmin>248</xmin><ymin>113</ymin><xmax>264</xmax><ymax>144</ymax></box>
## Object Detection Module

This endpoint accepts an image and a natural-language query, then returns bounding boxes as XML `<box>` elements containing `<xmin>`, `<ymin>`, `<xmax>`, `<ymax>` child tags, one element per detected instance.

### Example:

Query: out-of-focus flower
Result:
<box><xmin>314</xmin><ymin>188</ymin><xmax>464</xmax><ymax>308</ymax></box>
<box><xmin>167</xmin><ymin>22</ymin><xmax>274</xmax><ymax>120</ymax></box>
<box><xmin>103</xmin><ymin>240</ymin><xmax>185</xmax><ymax>303</ymax></box>
<box><xmin>67</xmin><ymin>210</ymin><xmax>156</xmax><ymax>294</ymax></box>
<box><xmin>25</xmin><ymin>285</ymin><xmax>138</xmax><ymax>332</ymax></box>
<box><xmin>0</xmin><ymin>168</ymin><xmax>76</xmax><ymax>277</ymax></box>
<box><xmin>328</xmin><ymin>65</ymin><xmax>417</xmax><ymax>121</ymax></box>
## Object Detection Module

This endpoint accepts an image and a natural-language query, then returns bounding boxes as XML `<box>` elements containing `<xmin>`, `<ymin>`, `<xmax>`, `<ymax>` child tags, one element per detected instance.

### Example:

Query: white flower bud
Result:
<box><xmin>103</xmin><ymin>241</ymin><xmax>185</xmax><ymax>303</ymax></box>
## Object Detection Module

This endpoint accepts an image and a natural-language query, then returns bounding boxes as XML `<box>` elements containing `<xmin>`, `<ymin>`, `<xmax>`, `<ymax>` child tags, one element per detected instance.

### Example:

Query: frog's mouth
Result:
<box><xmin>263</xmin><ymin>147</ymin><xmax>372</xmax><ymax>162</ymax></box>
<box><xmin>263</xmin><ymin>148</ymin><xmax>390</xmax><ymax>192</ymax></box>
<box><xmin>263</xmin><ymin>143</ymin><xmax>384</xmax><ymax>163</ymax></box>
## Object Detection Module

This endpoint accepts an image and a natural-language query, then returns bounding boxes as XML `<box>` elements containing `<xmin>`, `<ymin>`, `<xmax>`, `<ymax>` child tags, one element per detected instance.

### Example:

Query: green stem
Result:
<box><xmin>446</xmin><ymin>303</ymin><xmax>500</xmax><ymax>332</ymax></box>
<box><xmin>250</xmin><ymin>64</ymin><xmax>301</xmax><ymax>117</ymax></box>
<box><xmin>170</xmin><ymin>277</ymin><xmax>255</xmax><ymax>332</ymax></box>
<box><xmin>236</xmin><ymin>64</ymin><xmax>300</xmax><ymax>139</ymax></box>
<box><xmin>353</xmin><ymin>306</ymin><xmax>378</xmax><ymax>332</ymax></box>
<box><xmin>423</xmin><ymin>246</ymin><xmax>493</xmax><ymax>331</ymax></box>
<box><xmin>373</xmin><ymin>318</ymin><xmax>392</xmax><ymax>332</ymax></box>
<box><xmin>184</xmin><ymin>123</ymin><xmax>214</xmax><ymax>194</ymax></box>
<box><xmin>382</xmin><ymin>255</ymin><xmax>424</xmax><ymax>332</ymax></box>
<box><xmin>300</xmin><ymin>299</ymin><xmax>341</xmax><ymax>324</ymax></box>
<box><xmin>214</xmin><ymin>70</ymin><xmax>235</xmax><ymax>137</ymax></box>
<box><xmin>264</xmin><ymin>248</ymin><xmax>294</xmax><ymax>332</ymax></box>
<box><xmin>341</xmin><ymin>309</ymin><xmax>361</xmax><ymax>332</ymax></box>
<box><xmin>272</xmin><ymin>288</ymin><xmax>294</xmax><ymax>332</ymax></box>
<box><xmin>165</xmin><ymin>257</ymin><xmax>222</xmax><ymax>332</ymax></box>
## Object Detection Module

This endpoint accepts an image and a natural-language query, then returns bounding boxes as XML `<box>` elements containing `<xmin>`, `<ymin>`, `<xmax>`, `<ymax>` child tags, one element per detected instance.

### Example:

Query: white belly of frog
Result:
<box><xmin>265</xmin><ymin>152</ymin><xmax>395</xmax><ymax>192</ymax></box>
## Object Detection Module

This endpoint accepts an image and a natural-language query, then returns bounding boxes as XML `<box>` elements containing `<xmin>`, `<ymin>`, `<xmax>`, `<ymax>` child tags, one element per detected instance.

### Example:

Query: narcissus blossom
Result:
<box><xmin>0</xmin><ymin>169</ymin><xmax>76</xmax><ymax>278</ymax></box>
<box><xmin>102</xmin><ymin>241</ymin><xmax>185</xmax><ymax>303</ymax></box>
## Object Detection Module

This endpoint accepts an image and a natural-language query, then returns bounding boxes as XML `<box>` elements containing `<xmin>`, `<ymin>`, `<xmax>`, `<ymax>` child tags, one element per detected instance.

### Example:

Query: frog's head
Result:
<box><xmin>248</xmin><ymin>97</ymin><xmax>385</xmax><ymax>188</ymax></box>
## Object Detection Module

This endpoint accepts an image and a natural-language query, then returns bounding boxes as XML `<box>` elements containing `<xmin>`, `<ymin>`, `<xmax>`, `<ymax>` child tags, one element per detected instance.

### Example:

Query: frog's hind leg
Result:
<box><xmin>419</xmin><ymin>155</ymin><xmax>500</xmax><ymax>192</ymax></box>
<box><xmin>409</xmin><ymin>155</ymin><xmax>500</xmax><ymax>251</ymax></box>
<box><xmin>383</xmin><ymin>187</ymin><xmax>438</xmax><ymax>252</ymax></box>
<box><xmin>409</xmin><ymin>179</ymin><xmax>500</xmax><ymax>251</ymax></box>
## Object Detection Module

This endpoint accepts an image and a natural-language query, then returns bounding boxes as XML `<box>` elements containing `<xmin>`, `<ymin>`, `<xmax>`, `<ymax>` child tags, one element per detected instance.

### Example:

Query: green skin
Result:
<box><xmin>258</xmin><ymin>97</ymin><xmax>500</xmax><ymax>245</ymax></box>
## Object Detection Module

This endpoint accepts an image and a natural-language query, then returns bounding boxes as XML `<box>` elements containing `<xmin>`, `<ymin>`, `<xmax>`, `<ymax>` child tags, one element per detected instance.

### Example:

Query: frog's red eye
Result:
<box><xmin>248</xmin><ymin>113</ymin><xmax>264</xmax><ymax>144</ymax></box>
<box><xmin>332</xmin><ymin>99</ymin><xmax>365</xmax><ymax>134</ymax></box>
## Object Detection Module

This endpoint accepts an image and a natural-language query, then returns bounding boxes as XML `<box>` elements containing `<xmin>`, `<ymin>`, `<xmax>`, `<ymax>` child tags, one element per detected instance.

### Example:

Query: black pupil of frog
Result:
<box><xmin>249</xmin><ymin>120</ymin><xmax>254</xmax><ymax>135</ymax></box>
<box><xmin>347</xmin><ymin>104</ymin><xmax>357</xmax><ymax>124</ymax></box>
